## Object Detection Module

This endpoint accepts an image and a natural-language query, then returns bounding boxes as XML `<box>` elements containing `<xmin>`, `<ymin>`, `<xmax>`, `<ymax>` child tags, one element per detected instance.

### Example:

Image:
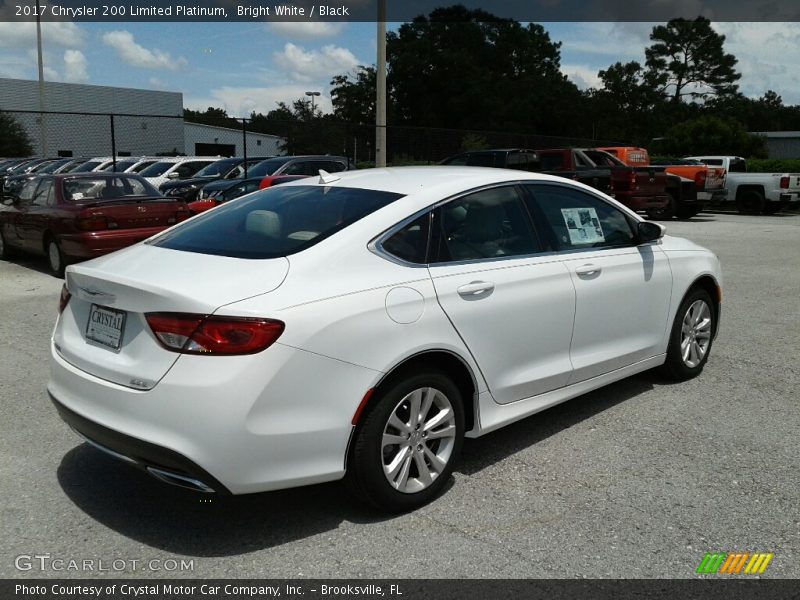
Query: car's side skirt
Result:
<box><xmin>470</xmin><ymin>354</ymin><xmax>666</xmax><ymax>437</ymax></box>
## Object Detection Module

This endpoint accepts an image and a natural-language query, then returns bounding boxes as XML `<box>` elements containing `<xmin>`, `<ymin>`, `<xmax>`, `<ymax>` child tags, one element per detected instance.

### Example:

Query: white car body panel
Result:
<box><xmin>429</xmin><ymin>254</ymin><xmax>575</xmax><ymax>403</ymax></box>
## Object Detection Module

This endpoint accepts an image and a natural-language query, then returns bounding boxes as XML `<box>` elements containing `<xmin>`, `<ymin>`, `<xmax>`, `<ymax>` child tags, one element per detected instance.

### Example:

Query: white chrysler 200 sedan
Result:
<box><xmin>48</xmin><ymin>167</ymin><xmax>721</xmax><ymax>511</ymax></box>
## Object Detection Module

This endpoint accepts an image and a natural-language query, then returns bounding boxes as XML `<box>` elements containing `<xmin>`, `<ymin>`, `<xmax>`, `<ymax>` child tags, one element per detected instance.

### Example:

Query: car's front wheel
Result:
<box><xmin>661</xmin><ymin>287</ymin><xmax>716</xmax><ymax>380</ymax></box>
<box><xmin>346</xmin><ymin>370</ymin><xmax>464</xmax><ymax>512</ymax></box>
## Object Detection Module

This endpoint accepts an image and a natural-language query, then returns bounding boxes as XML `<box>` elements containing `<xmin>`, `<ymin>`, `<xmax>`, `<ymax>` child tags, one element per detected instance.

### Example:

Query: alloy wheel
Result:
<box><xmin>680</xmin><ymin>299</ymin><xmax>712</xmax><ymax>368</ymax></box>
<box><xmin>381</xmin><ymin>386</ymin><xmax>457</xmax><ymax>494</ymax></box>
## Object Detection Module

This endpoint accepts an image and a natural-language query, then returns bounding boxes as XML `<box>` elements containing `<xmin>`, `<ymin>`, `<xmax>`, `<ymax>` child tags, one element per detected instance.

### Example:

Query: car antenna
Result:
<box><xmin>318</xmin><ymin>169</ymin><xmax>340</xmax><ymax>184</ymax></box>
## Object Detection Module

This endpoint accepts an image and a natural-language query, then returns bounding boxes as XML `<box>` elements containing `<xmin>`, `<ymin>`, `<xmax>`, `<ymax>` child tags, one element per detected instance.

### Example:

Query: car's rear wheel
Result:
<box><xmin>346</xmin><ymin>370</ymin><xmax>464</xmax><ymax>512</ymax></box>
<box><xmin>661</xmin><ymin>288</ymin><xmax>716</xmax><ymax>380</ymax></box>
<box><xmin>736</xmin><ymin>190</ymin><xmax>764</xmax><ymax>215</ymax></box>
<box><xmin>45</xmin><ymin>237</ymin><xmax>65</xmax><ymax>277</ymax></box>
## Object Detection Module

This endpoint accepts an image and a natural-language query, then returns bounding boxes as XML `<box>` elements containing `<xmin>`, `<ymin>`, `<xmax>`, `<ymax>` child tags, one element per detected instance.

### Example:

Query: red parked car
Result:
<box><xmin>0</xmin><ymin>173</ymin><xmax>190</xmax><ymax>276</ymax></box>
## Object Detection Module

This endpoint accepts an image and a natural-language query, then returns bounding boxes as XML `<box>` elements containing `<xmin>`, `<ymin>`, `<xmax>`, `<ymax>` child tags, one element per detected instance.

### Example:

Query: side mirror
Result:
<box><xmin>638</xmin><ymin>221</ymin><xmax>665</xmax><ymax>242</ymax></box>
<box><xmin>166</xmin><ymin>172</ymin><xmax>180</xmax><ymax>180</ymax></box>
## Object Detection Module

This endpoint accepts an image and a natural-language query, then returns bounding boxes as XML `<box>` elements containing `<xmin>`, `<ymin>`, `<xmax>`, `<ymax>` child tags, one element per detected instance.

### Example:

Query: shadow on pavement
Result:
<box><xmin>58</xmin><ymin>371</ymin><xmax>661</xmax><ymax>555</ymax></box>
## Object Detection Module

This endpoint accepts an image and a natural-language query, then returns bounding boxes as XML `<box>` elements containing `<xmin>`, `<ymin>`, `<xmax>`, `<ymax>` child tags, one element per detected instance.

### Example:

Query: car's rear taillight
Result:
<box><xmin>694</xmin><ymin>170</ymin><xmax>707</xmax><ymax>189</ymax></box>
<box><xmin>58</xmin><ymin>284</ymin><xmax>71</xmax><ymax>314</ymax></box>
<box><xmin>145</xmin><ymin>313</ymin><xmax>284</xmax><ymax>355</ymax></box>
<box><xmin>76</xmin><ymin>216</ymin><xmax>117</xmax><ymax>231</ymax></box>
<box><xmin>780</xmin><ymin>176</ymin><xmax>790</xmax><ymax>189</ymax></box>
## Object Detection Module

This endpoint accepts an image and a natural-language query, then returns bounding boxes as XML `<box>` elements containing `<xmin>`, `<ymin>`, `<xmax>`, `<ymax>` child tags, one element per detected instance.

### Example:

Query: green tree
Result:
<box><xmin>330</xmin><ymin>66</ymin><xmax>379</xmax><ymax>125</ymax></box>
<box><xmin>645</xmin><ymin>17</ymin><xmax>741</xmax><ymax>103</ymax></box>
<box><xmin>653</xmin><ymin>116</ymin><xmax>767</xmax><ymax>158</ymax></box>
<box><xmin>183</xmin><ymin>106</ymin><xmax>240</xmax><ymax>128</ymax></box>
<box><xmin>0</xmin><ymin>111</ymin><xmax>33</xmax><ymax>156</ymax></box>
<box><xmin>384</xmin><ymin>5</ymin><xmax>585</xmax><ymax>135</ymax></box>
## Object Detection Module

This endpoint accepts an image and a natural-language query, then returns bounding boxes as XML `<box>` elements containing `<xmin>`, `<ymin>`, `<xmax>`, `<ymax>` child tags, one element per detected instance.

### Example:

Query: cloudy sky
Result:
<box><xmin>0</xmin><ymin>21</ymin><xmax>798</xmax><ymax>117</ymax></box>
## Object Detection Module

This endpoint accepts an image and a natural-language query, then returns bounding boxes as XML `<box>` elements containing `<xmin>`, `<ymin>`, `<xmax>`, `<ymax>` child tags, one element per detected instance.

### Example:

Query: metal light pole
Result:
<box><xmin>375</xmin><ymin>0</ymin><xmax>387</xmax><ymax>167</ymax></box>
<box><xmin>35</xmin><ymin>0</ymin><xmax>48</xmax><ymax>156</ymax></box>
<box><xmin>305</xmin><ymin>91</ymin><xmax>321</xmax><ymax>116</ymax></box>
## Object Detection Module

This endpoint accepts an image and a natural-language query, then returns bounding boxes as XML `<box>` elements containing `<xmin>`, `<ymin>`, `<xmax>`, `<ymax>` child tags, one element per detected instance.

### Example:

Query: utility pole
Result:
<box><xmin>36</xmin><ymin>0</ymin><xmax>48</xmax><ymax>156</ymax></box>
<box><xmin>375</xmin><ymin>0</ymin><xmax>387</xmax><ymax>167</ymax></box>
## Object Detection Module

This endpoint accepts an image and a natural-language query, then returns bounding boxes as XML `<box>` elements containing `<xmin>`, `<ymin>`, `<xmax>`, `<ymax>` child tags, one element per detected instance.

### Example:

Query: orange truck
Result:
<box><xmin>596</xmin><ymin>147</ymin><xmax>727</xmax><ymax>220</ymax></box>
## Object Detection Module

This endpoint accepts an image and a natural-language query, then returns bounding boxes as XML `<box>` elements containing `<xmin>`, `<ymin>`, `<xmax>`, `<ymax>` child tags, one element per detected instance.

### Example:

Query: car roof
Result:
<box><xmin>280</xmin><ymin>166</ymin><xmax>574</xmax><ymax>196</ymax></box>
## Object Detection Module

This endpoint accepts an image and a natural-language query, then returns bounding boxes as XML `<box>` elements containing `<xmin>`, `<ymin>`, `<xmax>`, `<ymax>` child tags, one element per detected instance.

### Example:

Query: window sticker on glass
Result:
<box><xmin>561</xmin><ymin>208</ymin><xmax>605</xmax><ymax>245</ymax></box>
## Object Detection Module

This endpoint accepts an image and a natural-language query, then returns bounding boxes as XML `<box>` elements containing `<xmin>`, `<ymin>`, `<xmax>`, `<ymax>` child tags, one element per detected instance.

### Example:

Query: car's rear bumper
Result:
<box><xmin>615</xmin><ymin>193</ymin><xmax>670</xmax><ymax>210</ymax></box>
<box><xmin>697</xmin><ymin>190</ymin><xmax>727</xmax><ymax>202</ymax></box>
<box><xmin>59</xmin><ymin>227</ymin><xmax>167</xmax><ymax>258</ymax></box>
<box><xmin>48</xmin><ymin>340</ymin><xmax>377</xmax><ymax>494</ymax></box>
<box><xmin>50</xmin><ymin>393</ymin><xmax>231</xmax><ymax>494</ymax></box>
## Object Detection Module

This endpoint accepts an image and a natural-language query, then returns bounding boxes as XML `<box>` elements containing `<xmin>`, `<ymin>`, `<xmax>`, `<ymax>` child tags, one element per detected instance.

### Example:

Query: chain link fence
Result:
<box><xmin>1</xmin><ymin>109</ymin><xmax>627</xmax><ymax>167</ymax></box>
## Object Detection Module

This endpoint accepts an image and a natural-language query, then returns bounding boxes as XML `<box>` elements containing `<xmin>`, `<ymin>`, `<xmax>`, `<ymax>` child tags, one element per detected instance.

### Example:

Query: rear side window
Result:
<box><xmin>150</xmin><ymin>185</ymin><xmax>405</xmax><ymax>259</ymax></box>
<box><xmin>381</xmin><ymin>213</ymin><xmax>430</xmax><ymax>264</ymax></box>
<box><xmin>433</xmin><ymin>186</ymin><xmax>540</xmax><ymax>262</ymax></box>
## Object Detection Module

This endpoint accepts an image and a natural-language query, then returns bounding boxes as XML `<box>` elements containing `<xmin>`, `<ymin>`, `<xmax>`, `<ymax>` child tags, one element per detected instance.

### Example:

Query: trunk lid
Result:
<box><xmin>54</xmin><ymin>244</ymin><xmax>289</xmax><ymax>389</ymax></box>
<box><xmin>75</xmin><ymin>198</ymin><xmax>188</xmax><ymax>230</ymax></box>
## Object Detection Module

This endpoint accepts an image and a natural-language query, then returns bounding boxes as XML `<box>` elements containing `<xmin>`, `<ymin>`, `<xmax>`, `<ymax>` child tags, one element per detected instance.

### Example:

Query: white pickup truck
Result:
<box><xmin>684</xmin><ymin>155</ymin><xmax>800</xmax><ymax>214</ymax></box>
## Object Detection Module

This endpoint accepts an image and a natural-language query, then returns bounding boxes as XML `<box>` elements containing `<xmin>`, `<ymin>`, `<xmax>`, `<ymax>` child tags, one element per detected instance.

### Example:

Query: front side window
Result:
<box><xmin>524</xmin><ymin>184</ymin><xmax>636</xmax><ymax>251</ymax></box>
<box><xmin>433</xmin><ymin>186</ymin><xmax>540</xmax><ymax>263</ymax></box>
<box><xmin>150</xmin><ymin>185</ymin><xmax>405</xmax><ymax>259</ymax></box>
<box><xmin>17</xmin><ymin>180</ymin><xmax>38</xmax><ymax>204</ymax></box>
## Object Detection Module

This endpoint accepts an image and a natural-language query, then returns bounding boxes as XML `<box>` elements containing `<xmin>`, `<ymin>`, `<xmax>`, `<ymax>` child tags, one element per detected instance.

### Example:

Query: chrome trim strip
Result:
<box><xmin>146</xmin><ymin>467</ymin><xmax>216</xmax><ymax>494</ymax></box>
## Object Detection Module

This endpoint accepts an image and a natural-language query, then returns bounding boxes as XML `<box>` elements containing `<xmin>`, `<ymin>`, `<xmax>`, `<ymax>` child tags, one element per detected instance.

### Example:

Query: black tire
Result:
<box><xmin>0</xmin><ymin>229</ymin><xmax>17</xmax><ymax>260</ymax></box>
<box><xmin>345</xmin><ymin>370</ymin><xmax>464</xmax><ymax>512</ymax></box>
<box><xmin>45</xmin><ymin>236</ymin><xmax>66</xmax><ymax>278</ymax></box>
<box><xmin>736</xmin><ymin>190</ymin><xmax>764</xmax><ymax>215</ymax></box>
<box><xmin>646</xmin><ymin>194</ymin><xmax>676</xmax><ymax>220</ymax></box>
<box><xmin>660</xmin><ymin>287</ymin><xmax>716</xmax><ymax>381</ymax></box>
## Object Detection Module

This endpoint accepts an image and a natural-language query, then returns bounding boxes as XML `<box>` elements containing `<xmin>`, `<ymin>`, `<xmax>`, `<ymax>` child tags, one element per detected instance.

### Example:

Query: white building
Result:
<box><xmin>184</xmin><ymin>122</ymin><xmax>283</xmax><ymax>157</ymax></box>
<box><xmin>0</xmin><ymin>78</ymin><xmax>284</xmax><ymax>158</ymax></box>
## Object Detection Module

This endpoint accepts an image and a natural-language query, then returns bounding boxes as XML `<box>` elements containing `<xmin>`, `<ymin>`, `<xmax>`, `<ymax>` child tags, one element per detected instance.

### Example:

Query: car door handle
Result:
<box><xmin>575</xmin><ymin>264</ymin><xmax>602</xmax><ymax>276</ymax></box>
<box><xmin>457</xmin><ymin>281</ymin><xmax>495</xmax><ymax>297</ymax></box>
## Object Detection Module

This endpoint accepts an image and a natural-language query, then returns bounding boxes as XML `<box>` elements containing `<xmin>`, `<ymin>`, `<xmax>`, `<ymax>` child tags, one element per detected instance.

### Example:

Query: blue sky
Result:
<box><xmin>1</xmin><ymin>21</ymin><xmax>799</xmax><ymax>117</ymax></box>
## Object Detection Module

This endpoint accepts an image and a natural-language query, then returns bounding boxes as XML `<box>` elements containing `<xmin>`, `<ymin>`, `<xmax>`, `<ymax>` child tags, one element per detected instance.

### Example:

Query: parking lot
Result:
<box><xmin>0</xmin><ymin>211</ymin><xmax>797</xmax><ymax>579</ymax></box>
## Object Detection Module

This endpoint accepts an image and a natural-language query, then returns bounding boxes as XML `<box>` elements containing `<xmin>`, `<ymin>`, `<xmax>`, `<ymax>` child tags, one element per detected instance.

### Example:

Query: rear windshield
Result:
<box><xmin>194</xmin><ymin>159</ymin><xmax>240</xmax><ymax>177</ymax></box>
<box><xmin>139</xmin><ymin>161</ymin><xmax>176</xmax><ymax>177</ymax></box>
<box><xmin>150</xmin><ymin>185</ymin><xmax>404</xmax><ymax>259</ymax></box>
<box><xmin>248</xmin><ymin>158</ymin><xmax>291</xmax><ymax>178</ymax></box>
<box><xmin>62</xmin><ymin>176</ymin><xmax>160</xmax><ymax>201</ymax></box>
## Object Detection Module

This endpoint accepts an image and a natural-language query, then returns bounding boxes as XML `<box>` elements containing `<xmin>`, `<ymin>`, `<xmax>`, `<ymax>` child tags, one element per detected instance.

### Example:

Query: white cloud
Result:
<box><xmin>63</xmin><ymin>50</ymin><xmax>88</xmax><ymax>83</ymax></box>
<box><xmin>0</xmin><ymin>21</ymin><xmax>85</xmax><ymax>49</ymax></box>
<box><xmin>185</xmin><ymin>85</ymin><xmax>333</xmax><ymax>117</ymax></box>
<box><xmin>713</xmin><ymin>23</ymin><xmax>800</xmax><ymax>103</ymax></box>
<box><xmin>561</xmin><ymin>64</ymin><xmax>602</xmax><ymax>90</ymax></box>
<box><xmin>102</xmin><ymin>30</ymin><xmax>187</xmax><ymax>71</ymax></box>
<box><xmin>273</xmin><ymin>42</ymin><xmax>360</xmax><ymax>83</ymax></box>
<box><xmin>267</xmin><ymin>22</ymin><xmax>346</xmax><ymax>40</ymax></box>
